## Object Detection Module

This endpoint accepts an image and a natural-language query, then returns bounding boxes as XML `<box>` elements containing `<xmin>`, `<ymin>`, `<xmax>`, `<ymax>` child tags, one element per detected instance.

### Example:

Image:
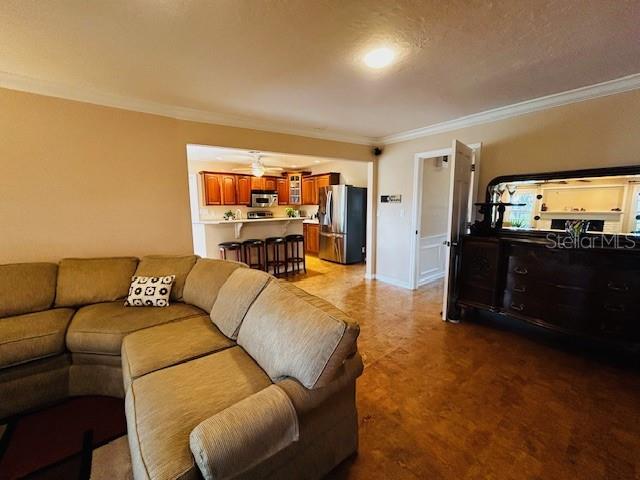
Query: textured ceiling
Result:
<box><xmin>1</xmin><ymin>0</ymin><xmax>639</xmax><ymax>139</ymax></box>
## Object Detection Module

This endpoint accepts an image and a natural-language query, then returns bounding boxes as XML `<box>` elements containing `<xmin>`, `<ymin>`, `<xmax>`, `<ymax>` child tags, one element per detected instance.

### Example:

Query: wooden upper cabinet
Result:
<box><xmin>201</xmin><ymin>171</ymin><xmax>339</xmax><ymax>206</ymax></box>
<box><xmin>301</xmin><ymin>173</ymin><xmax>339</xmax><ymax>205</ymax></box>
<box><xmin>202</xmin><ymin>173</ymin><xmax>222</xmax><ymax>206</ymax></box>
<box><xmin>264</xmin><ymin>177</ymin><xmax>277</xmax><ymax>191</ymax></box>
<box><xmin>301</xmin><ymin>177</ymin><xmax>316</xmax><ymax>205</ymax></box>
<box><xmin>277</xmin><ymin>177</ymin><xmax>289</xmax><ymax>205</ymax></box>
<box><xmin>221</xmin><ymin>175</ymin><xmax>237</xmax><ymax>205</ymax></box>
<box><xmin>236</xmin><ymin>175</ymin><xmax>251</xmax><ymax>205</ymax></box>
<box><xmin>251</xmin><ymin>176</ymin><xmax>265</xmax><ymax>190</ymax></box>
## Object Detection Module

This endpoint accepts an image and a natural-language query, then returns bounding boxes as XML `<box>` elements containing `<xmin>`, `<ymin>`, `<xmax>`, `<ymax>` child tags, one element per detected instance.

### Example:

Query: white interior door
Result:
<box><xmin>442</xmin><ymin>140</ymin><xmax>475</xmax><ymax>321</ymax></box>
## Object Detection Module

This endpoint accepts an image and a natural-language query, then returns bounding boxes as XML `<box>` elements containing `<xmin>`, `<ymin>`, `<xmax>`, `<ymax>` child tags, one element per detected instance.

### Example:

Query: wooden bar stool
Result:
<box><xmin>285</xmin><ymin>234</ymin><xmax>306</xmax><ymax>275</ymax></box>
<box><xmin>218</xmin><ymin>241</ymin><xmax>242</xmax><ymax>262</ymax></box>
<box><xmin>242</xmin><ymin>239</ymin><xmax>265</xmax><ymax>270</ymax></box>
<box><xmin>265</xmin><ymin>237</ymin><xmax>287</xmax><ymax>277</ymax></box>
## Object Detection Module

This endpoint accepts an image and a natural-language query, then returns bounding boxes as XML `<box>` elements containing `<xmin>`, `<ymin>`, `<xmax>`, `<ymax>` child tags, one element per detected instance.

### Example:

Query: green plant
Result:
<box><xmin>509</xmin><ymin>217</ymin><xmax>527</xmax><ymax>228</ymax></box>
<box><xmin>285</xmin><ymin>207</ymin><xmax>297</xmax><ymax>218</ymax></box>
<box><xmin>223</xmin><ymin>210</ymin><xmax>235</xmax><ymax>220</ymax></box>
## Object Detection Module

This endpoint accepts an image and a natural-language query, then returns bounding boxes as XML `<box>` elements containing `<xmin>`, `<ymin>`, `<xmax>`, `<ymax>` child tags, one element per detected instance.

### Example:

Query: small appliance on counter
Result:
<box><xmin>251</xmin><ymin>190</ymin><xmax>278</xmax><ymax>208</ymax></box>
<box><xmin>247</xmin><ymin>210</ymin><xmax>274</xmax><ymax>219</ymax></box>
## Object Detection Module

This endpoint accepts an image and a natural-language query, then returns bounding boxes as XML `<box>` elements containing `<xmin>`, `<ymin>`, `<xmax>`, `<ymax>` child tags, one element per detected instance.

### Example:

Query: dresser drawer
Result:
<box><xmin>590</xmin><ymin>314</ymin><xmax>640</xmax><ymax>342</ymax></box>
<box><xmin>507</xmin><ymin>245</ymin><xmax>596</xmax><ymax>290</ymax></box>
<box><xmin>595</xmin><ymin>271</ymin><xmax>640</xmax><ymax>296</ymax></box>
<box><xmin>502</xmin><ymin>290</ymin><xmax>544</xmax><ymax>319</ymax></box>
<box><xmin>459</xmin><ymin>283</ymin><xmax>495</xmax><ymax>307</ymax></box>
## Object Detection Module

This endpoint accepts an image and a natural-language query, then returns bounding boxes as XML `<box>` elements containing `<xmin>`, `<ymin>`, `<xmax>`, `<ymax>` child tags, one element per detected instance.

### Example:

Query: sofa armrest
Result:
<box><xmin>189</xmin><ymin>384</ymin><xmax>299</xmax><ymax>480</ymax></box>
<box><xmin>277</xmin><ymin>352</ymin><xmax>364</xmax><ymax>415</ymax></box>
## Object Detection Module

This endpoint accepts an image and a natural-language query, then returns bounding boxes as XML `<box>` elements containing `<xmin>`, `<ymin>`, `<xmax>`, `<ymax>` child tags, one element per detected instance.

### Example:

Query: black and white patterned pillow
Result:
<box><xmin>124</xmin><ymin>275</ymin><xmax>175</xmax><ymax>307</ymax></box>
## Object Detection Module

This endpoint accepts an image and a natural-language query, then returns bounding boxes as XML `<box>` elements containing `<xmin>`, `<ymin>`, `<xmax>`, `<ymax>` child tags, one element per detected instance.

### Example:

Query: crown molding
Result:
<box><xmin>3</xmin><ymin>70</ymin><xmax>640</xmax><ymax>148</ymax></box>
<box><xmin>379</xmin><ymin>72</ymin><xmax>640</xmax><ymax>145</ymax></box>
<box><xmin>0</xmin><ymin>70</ymin><xmax>373</xmax><ymax>146</ymax></box>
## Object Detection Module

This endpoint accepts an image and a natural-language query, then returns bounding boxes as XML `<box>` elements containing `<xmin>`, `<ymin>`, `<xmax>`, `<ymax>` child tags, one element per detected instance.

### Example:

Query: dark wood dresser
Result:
<box><xmin>457</xmin><ymin>233</ymin><xmax>640</xmax><ymax>345</ymax></box>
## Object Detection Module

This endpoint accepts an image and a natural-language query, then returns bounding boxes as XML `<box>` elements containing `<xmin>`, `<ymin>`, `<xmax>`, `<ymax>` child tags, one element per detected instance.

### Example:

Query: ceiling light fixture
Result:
<box><xmin>251</xmin><ymin>163</ymin><xmax>265</xmax><ymax>177</ymax></box>
<box><xmin>363</xmin><ymin>47</ymin><xmax>395</xmax><ymax>69</ymax></box>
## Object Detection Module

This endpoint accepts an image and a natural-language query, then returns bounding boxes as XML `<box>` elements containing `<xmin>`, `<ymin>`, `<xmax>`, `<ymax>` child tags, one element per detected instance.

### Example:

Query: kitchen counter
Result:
<box><xmin>303</xmin><ymin>218</ymin><xmax>319</xmax><ymax>224</ymax></box>
<box><xmin>191</xmin><ymin>217</ymin><xmax>306</xmax><ymax>250</ymax></box>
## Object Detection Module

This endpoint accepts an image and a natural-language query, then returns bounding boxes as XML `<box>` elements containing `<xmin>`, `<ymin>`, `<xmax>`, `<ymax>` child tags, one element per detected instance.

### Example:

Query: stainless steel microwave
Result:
<box><xmin>251</xmin><ymin>190</ymin><xmax>278</xmax><ymax>208</ymax></box>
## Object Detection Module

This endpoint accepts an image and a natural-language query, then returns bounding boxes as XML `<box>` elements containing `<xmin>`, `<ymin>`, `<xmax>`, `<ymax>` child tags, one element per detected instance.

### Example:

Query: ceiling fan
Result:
<box><xmin>231</xmin><ymin>151</ymin><xmax>283</xmax><ymax>178</ymax></box>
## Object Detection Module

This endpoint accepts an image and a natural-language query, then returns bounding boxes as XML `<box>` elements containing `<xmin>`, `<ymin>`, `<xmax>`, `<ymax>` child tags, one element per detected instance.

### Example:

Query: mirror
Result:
<box><xmin>486</xmin><ymin>168</ymin><xmax>640</xmax><ymax>236</ymax></box>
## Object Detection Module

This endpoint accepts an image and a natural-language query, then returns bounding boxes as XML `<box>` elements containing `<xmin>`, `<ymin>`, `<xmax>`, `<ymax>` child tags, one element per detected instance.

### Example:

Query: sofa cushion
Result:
<box><xmin>121</xmin><ymin>315</ymin><xmax>235</xmax><ymax>389</ymax></box>
<box><xmin>55</xmin><ymin>257</ymin><xmax>138</xmax><ymax>307</ymax></box>
<box><xmin>0</xmin><ymin>308</ymin><xmax>75</xmax><ymax>369</ymax></box>
<box><xmin>190</xmin><ymin>384</ymin><xmax>299</xmax><ymax>480</ymax></box>
<box><xmin>182</xmin><ymin>258</ymin><xmax>246</xmax><ymax>313</ymax></box>
<box><xmin>237</xmin><ymin>281</ymin><xmax>359</xmax><ymax>389</ymax></box>
<box><xmin>134</xmin><ymin>255</ymin><xmax>198</xmax><ymax>302</ymax></box>
<box><xmin>0</xmin><ymin>263</ymin><xmax>58</xmax><ymax>317</ymax></box>
<box><xmin>210</xmin><ymin>268</ymin><xmax>272</xmax><ymax>339</ymax></box>
<box><xmin>125</xmin><ymin>346</ymin><xmax>271</xmax><ymax>480</ymax></box>
<box><xmin>66</xmin><ymin>301</ymin><xmax>205</xmax><ymax>355</ymax></box>
<box><xmin>124</xmin><ymin>275</ymin><xmax>176</xmax><ymax>307</ymax></box>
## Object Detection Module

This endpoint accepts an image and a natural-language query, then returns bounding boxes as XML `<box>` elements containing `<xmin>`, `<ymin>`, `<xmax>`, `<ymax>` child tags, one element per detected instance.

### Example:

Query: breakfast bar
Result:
<box><xmin>191</xmin><ymin>216</ymin><xmax>306</xmax><ymax>259</ymax></box>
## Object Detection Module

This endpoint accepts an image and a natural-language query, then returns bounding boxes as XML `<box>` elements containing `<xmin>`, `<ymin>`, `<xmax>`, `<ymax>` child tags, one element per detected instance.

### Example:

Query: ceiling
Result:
<box><xmin>187</xmin><ymin>145</ymin><xmax>330</xmax><ymax>170</ymax></box>
<box><xmin>1</xmin><ymin>1</ymin><xmax>639</xmax><ymax>141</ymax></box>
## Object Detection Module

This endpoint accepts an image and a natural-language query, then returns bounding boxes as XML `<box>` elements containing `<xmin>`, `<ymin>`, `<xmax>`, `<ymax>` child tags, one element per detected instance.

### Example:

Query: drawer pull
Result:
<box><xmin>511</xmin><ymin>303</ymin><xmax>525</xmax><ymax>312</ymax></box>
<box><xmin>513</xmin><ymin>266</ymin><xmax>528</xmax><ymax>275</ymax></box>
<box><xmin>607</xmin><ymin>281</ymin><xmax>629</xmax><ymax>292</ymax></box>
<box><xmin>604</xmin><ymin>303</ymin><xmax>625</xmax><ymax>313</ymax></box>
<box><xmin>513</xmin><ymin>285</ymin><xmax>527</xmax><ymax>293</ymax></box>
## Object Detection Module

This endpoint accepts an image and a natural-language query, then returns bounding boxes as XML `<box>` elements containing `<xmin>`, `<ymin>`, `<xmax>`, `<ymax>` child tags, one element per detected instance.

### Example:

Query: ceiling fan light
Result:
<box><xmin>251</xmin><ymin>163</ymin><xmax>265</xmax><ymax>177</ymax></box>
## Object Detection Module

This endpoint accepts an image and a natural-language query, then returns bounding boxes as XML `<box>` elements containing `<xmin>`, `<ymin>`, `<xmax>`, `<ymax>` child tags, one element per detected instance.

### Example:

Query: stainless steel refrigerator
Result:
<box><xmin>318</xmin><ymin>185</ymin><xmax>367</xmax><ymax>264</ymax></box>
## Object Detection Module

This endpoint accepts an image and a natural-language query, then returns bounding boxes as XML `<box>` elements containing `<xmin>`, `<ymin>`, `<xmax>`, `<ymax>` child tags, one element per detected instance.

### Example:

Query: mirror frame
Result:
<box><xmin>485</xmin><ymin>164</ymin><xmax>640</xmax><ymax>235</ymax></box>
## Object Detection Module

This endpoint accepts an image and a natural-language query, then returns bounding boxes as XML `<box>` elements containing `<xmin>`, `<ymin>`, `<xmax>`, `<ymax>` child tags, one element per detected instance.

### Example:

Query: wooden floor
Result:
<box><xmin>288</xmin><ymin>256</ymin><xmax>640</xmax><ymax>480</ymax></box>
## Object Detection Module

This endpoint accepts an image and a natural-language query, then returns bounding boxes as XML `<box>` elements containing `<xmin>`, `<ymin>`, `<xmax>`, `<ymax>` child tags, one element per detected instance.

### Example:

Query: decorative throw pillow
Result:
<box><xmin>124</xmin><ymin>275</ymin><xmax>175</xmax><ymax>307</ymax></box>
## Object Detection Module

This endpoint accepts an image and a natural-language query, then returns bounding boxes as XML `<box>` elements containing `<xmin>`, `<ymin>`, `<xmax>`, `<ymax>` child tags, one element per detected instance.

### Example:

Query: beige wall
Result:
<box><xmin>0</xmin><ymin>87</ymin><xmax>371</xmax><ymax>263</ymax></box>
<box><xmin>310</xmin><ymin>159</ymin><xmax>369</xmax><ymax>187</ymax></box>
<box><xmin>376</xmin><ymin>89</ymin><xmax>640</xmax><ymax>286</ymax></box>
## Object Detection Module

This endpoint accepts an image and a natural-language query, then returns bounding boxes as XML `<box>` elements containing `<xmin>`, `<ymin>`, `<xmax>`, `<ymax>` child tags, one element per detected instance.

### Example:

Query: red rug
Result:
<box><xmin>0</xmin><ymin>396</ymin><xmax>126</xmax><ymax>480</ymax></box>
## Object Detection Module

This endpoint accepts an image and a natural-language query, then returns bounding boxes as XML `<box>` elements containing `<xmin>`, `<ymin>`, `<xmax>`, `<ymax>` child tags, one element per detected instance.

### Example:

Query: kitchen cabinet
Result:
<box><xmin>301</xmin><ymin>173</ymin><xmax>340</xmax><ymax>205</ymax></box>
<box><xmin>221</xmin><ymin>175</ymin><xmax>237</xmax><ymax>205</ymax></box>
<box><xmin>302</xmin><ymin>177</ymin><xmax>317</xmax><ymax>205</ymax></box>
<box><xmin>304</xmin><ymin>223</ymin><xmax>320</xmax><ymax>254</ymax></box>
<box><xmin>251</xmin><ymin>177</ymin><xmax>265</xmax><ymax>190</ymax></box>
<box><xmin>201</xmin><ymin>171</ymin><xmax>339</xmax><ymax>207</ymax></box>
<box><xmin>202</xmin><ymin>173</ymin><xmax>222</xmax><ymax>206</ymax></box>
<box><xmin>250</xmin><ymin>176</ymin><xmax>278</xmax><ymax>191</ymax></box>
<box><xmin>264</xmin><ymin>177</ymin><xmax>277</xmax><ymax>191</ymax></box>
<box><xmin>288</xmin><ymin>173</ymin><xmax>302</xmax><ymax>205</ymax></box>
<box><xmin>236</xmin><ymin>175</ymin><xmax>251</xmax><ymax>205</ymax></box>
<box><xmin>277</xmin><ymin>177</ymin><xmax>289</xmax><ymax>205</ymax></box>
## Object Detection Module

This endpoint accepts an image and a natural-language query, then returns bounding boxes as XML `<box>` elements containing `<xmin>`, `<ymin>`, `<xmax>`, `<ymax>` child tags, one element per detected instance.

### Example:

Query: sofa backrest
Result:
<box><xmin>210</xmin><ymin>268</ymin><xmax>272</xmax><ymax>339</ymax></box>
<box><xmin>237</xmin><ymin>280</ymin><xmax>359</xmax><ymax>390</ymax></box>
<box><xmin>134</xmin><ymin>255</ymin><xmax>198</xmax><ymax>302</ymax></box>
<box><xmin>0</xmin><ymin>263</ymin><xmax>59</xmax><ymax>317</ymax></box>
<box><xmin>182</xmin><ymin>258</ymin><xmax>247</xmax><ymax>313</ymax></box>
<box><xmin>55</xmin><ymin>257</ymin><xmax>138</xmax><ymax>307</ymax></box>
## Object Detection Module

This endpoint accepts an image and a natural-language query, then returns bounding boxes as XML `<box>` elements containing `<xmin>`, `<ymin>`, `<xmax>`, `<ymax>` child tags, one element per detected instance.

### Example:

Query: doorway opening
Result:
<box><xmin>185</xmin><ymin>144</ymin><xmax>376</xmax><ymax>280</ymax></box>
<box><xmin>409</xmin><ymin>141</ymin><xmax>482</xmax><ymax>319</ymax></box>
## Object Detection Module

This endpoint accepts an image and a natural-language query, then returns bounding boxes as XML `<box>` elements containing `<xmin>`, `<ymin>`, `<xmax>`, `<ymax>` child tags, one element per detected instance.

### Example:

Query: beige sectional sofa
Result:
<box><xmin>0</xmin><ymin>255</ymin><xmax>363</xmax><ymax>479</ymax></box>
